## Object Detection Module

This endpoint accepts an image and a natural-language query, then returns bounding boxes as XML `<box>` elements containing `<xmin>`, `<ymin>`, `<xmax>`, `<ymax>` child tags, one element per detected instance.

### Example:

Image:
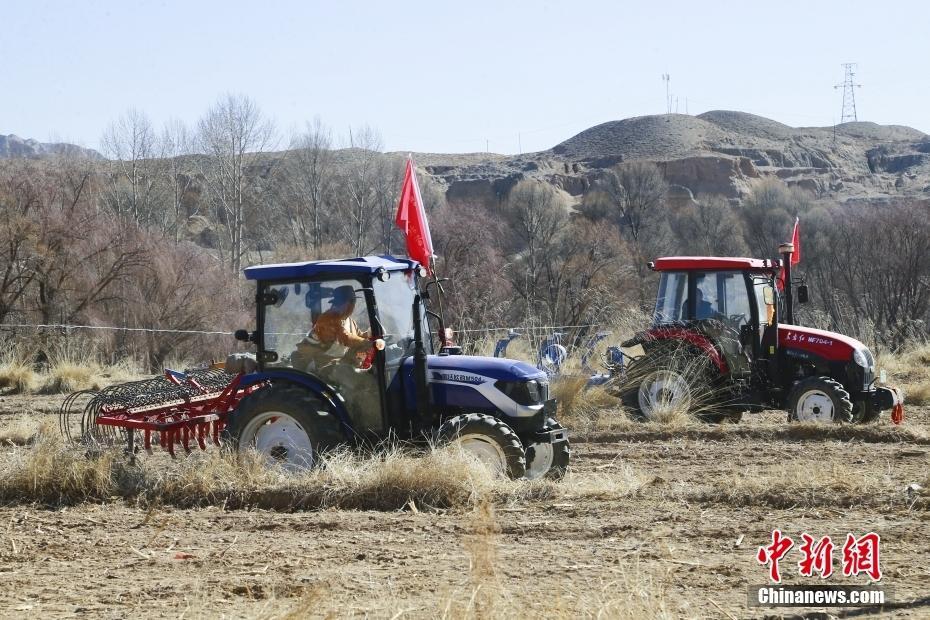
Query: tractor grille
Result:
<box><xmin>862</xmin><ymin>349</ymin><xmax>875</xmax><ymax>388</ymax></box>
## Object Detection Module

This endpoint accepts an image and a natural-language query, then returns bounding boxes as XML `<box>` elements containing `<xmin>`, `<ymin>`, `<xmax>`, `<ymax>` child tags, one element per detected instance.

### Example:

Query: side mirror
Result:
<box><xmin>234</xmin><ymin>329</ymin><xmax>252</xmax><ymax>342</ymax></box>
<box><xmin>796</xmin><ymin>284</ymin><xmax>809</xmax><ymax>304</ymax></box>
<box><xmin>763</xmin><ymin>286</ymin><xmax>775</xmax><ymax>306</ymax></box>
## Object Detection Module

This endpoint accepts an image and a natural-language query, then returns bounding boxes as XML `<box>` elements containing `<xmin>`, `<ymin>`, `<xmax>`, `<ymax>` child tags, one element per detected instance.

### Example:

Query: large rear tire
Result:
<box><xmin>437</xmin><ymin>413</ymin><xmax>526</xmax><ymax>479</ymax></box>
<box><xmin>787</xmin><ymin>377</ymin><xmax>854</xmax><ymax>423</ymax></box>
<box><xmin>620</xmin><ymin>353</ymin><xmax>714</xmax><ymax>422</ymax></box>
<box><xmin>225</xmin><ymin>385</ymin><xmax>343</xmax><ymax>472</ymax></box>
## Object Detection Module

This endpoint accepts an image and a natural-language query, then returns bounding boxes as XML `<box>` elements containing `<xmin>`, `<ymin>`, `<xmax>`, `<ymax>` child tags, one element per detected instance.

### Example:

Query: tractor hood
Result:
<box><xmin>425</xmin><ymin>355</ymin><xmax>546</xmax><ymax>383</ymax></box>
<box><xmin>778</xmin><ymin>325</ymin><xmax>866</xmax><ymax>362</ymax></box>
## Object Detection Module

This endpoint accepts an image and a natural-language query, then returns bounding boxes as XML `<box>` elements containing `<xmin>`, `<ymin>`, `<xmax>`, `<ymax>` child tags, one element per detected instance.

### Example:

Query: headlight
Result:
<box><xmin>495</xmin><ymin>379</ymin><xmax>546</xmax><ymax>406</ymax></box>
<box><xmin>853</xmin><ymin>348</ymin><xmax>872</xmax><ymax>368</ymax></box>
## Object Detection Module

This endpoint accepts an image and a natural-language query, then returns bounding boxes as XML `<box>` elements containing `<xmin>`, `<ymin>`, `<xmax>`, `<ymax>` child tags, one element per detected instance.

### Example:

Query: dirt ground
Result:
<box><xmin>0</xmin><ymin>395</ymin><xmax>927</xmax><ymax>619</ymax></box>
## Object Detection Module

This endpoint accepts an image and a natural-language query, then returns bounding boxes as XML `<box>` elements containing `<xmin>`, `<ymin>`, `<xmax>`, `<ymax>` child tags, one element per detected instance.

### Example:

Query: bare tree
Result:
<box><xmin>672</xmin><ymin>195</ymin><xmax>748</xmax><ymax>255</ymax></box>
<box><xmin>277</xmin><ymin>118</ymin><xmax>335</xmax><ymax>257</ymax></box>
<box><xmin>337</xmin><ymin>125</ymin><xmax>383</xmax><ymax>255</ymax></box>
<box><xmin>159</xmin><ymin>119</ymin><xmax>197</xmax><ymax>242</ymax></box>
<box><xmin>739</xmin><ymin>178</ymin><xmax>810</xmax><ymax>257</ymax></box>
<box><xmin>196</xmin><ymin>94</ymin><xmax>276</xmax><ymax>273</ymax></box>
<box><xmin>502</xmin><ymin>180</ymin><xmax>568</xmax><ymax>323</ymax></box>
<box><xmin>101</xmin><ymin>108</ymin><xmax>163</xmax><ymax>223</ymax></box>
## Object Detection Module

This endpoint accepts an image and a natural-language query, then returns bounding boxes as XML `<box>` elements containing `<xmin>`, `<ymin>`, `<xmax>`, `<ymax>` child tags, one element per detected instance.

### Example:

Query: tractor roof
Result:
<box><xmin>243</xmin><ymin>255</ymin><xmax>420</xmax><ymax>281</ymax></box>
<box><xmin>652</xmin><ymin>256</ymin><xmax>777</xmax><ymax>272</ymax></box>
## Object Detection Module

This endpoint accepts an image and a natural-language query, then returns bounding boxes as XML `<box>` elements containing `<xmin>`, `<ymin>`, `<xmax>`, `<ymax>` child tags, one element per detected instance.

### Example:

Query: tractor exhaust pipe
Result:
<box><xmin>412</xmin><ymin>294</ymin><xmax>431</xmax><ymax>428</ymax></box>
<box><xmin>779</xmin><ymin>242</ymin><xmax>795</xmax><ymax>325</ymax></box>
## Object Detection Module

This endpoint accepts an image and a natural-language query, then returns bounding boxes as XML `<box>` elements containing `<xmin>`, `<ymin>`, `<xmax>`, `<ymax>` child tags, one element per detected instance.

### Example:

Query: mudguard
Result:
<box><xmin>238</xmin><ymin>369</ymin><xmax>355</xmax><ymax>439</ymax></box>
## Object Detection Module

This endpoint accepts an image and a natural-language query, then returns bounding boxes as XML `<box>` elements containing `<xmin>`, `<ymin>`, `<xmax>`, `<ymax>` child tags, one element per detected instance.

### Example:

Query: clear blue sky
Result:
<box><xmin>1</xmin><ymin>0</ymin><xmax>927</xmax><ymax>155</ymax></box>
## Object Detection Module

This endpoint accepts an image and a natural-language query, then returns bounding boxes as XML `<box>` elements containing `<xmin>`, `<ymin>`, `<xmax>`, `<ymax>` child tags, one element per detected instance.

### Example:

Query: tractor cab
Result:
<box><xmin>242</xmin><ymin>256</ymin><xmax>429</xmax><ymax>437</ymax></box>
<box><xmin>649</xmin><ymin>257</ymin><xmax>779</xmax><ymax>378</ymax></box>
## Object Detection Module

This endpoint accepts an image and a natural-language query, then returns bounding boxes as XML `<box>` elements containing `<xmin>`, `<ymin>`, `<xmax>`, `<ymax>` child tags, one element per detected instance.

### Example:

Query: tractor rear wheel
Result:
<box><xmin>620</xmin><ymin>353</ymin><xmax>715</xmax><ymax>422</ymax></box>
<box><xmin>525</xmin><ymin>420</ymin><xmax>570</xmax><ymax>480</ymax></box>
<box><xmin>787</xmin><ymin>377</ymin><xmax>854</xmax><ymax>423</ymax></box>
<box><xmin>437</xmin><ymin>413</ymin><xmax>526</xmax><ymax>479</ymax></box>
<box><xmin>225</xmin><ymin>385</ymin><xmax>339</xmax><ymax>472</ymax></box>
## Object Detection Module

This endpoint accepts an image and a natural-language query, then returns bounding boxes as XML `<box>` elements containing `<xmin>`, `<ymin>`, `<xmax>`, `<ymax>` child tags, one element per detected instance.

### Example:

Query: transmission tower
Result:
<box><xmin>834</xmin><ymin>63</ymin><xmax>861</xmax><ymax>123</ymax></box>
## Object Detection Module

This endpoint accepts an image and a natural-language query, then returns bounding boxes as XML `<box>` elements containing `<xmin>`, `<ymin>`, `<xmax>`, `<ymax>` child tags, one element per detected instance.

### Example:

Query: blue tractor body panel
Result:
<box><xmin>393</xmin><ymin>355</ymin><xmax>549</xmax><ymax>420</ymax></box>
<box><xmin>244</xmin><ymin>255</ymin><xmax>419</xmax><ymax>281</ymax></box>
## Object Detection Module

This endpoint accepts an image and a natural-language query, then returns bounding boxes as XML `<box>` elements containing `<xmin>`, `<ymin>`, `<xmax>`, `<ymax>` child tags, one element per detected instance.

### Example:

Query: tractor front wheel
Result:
<box><xmin>525</xmin><ymin>421</ymin><xmax>570</xmax><ymax>480</ymax></box>
<box><xmin>437</xmin><ymin>413</ymin><xmax>526</xmax><ymax>479</ymax></box>
<box><xmin>787</xmin><ymin>377</ymin><xmax>854</xmax><ymax>423</ymax></box>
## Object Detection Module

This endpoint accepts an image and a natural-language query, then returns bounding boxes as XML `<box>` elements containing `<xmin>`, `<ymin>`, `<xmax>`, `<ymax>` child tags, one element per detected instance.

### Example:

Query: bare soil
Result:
<box><xmin>0</xmin><ymin>394</ymin><xmax>928</xmax><ymax>619</ymax></box>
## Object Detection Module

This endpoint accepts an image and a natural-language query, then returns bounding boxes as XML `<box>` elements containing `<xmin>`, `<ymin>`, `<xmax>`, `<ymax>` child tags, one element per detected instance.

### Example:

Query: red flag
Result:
<box><xmin>395</xmin><ymin>157</ymin><xmax>434</xmax><ymax>274</ymax></box>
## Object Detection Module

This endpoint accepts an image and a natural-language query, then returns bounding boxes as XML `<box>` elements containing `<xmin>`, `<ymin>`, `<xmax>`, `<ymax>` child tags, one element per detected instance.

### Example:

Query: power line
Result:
<box><xmin>834</xmin><ymin>63</ymin><xmax>862</xmax><ymax>123</ymax></box>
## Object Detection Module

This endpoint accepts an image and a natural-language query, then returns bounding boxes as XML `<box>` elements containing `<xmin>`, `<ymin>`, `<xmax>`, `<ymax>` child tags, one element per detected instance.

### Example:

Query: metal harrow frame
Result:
<box><xmin>59</xmin><ymin>368</ymin><xmax>264</xmax><ymax>457</ymax></box>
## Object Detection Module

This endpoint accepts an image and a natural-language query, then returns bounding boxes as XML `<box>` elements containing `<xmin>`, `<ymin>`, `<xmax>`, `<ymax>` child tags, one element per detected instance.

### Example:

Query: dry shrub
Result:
<box><xmin>0</xmin><ymin>438</ymin><xmax>503</xmax><ymax>511</ymax></box>
<box><xmin>877</xmin><ymin>343</ymin><xmax>930</xmax><ymax>405</ymax></box>
<box><xmin>0</xmin><ymin>355</ymin><xmax>39</xmax><ymax>394</ymax></box>
<box><xmin>686</xmin><ymin>463</ymin><xmax>923</xmax><ymax>510</ymax></box>
<box><xmin>552</xmin><ymin>377</ymin><xmax>617</xmax><ymax>421</ymax></box>
<box><xmin>582</xmin><ymin>420</ymin><xmax>929</xmax><ymax>445</ymax></box>
<box><xmin>40</xmin><ymin>359</ymin><xmax>106</xmax><ymax>394</ymax></box>
<box><xmin>0</xmin><ymin>418</ymin><xmax>50</xmax><ymax>446</ymax></box>
<box><xmin>611</xmin><ymin>339</ymin><xmax>732</xmax><ymax>425</ymax></box>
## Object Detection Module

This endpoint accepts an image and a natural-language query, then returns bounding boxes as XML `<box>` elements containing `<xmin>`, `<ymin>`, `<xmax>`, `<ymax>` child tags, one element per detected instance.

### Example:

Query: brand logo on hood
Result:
<box><xmin>431</xmin><ymin>371</ymin><xmax>485</xmax><ymax>385</ymax></box>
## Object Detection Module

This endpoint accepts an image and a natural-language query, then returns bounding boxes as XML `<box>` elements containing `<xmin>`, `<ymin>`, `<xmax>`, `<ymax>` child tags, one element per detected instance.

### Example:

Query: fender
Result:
<box><xmin>237</xmin><ymin>369</ymin><xmax>355</xmax><ymax>440</ymax></box>
<box><xmin>642</xmin><ymin>328</ymin><xmax>730</xmax><ymax>374</ymax></box>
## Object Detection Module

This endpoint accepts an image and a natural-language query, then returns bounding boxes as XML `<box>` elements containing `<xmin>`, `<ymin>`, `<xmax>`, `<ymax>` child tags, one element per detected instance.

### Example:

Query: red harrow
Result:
<box><xmin>59</xmin><ymin>368</ymin><xmax>264</xmax><ymax>457</ymax></box>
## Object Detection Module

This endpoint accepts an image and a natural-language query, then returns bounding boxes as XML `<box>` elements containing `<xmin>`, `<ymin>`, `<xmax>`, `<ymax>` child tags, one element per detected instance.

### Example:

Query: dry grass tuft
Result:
<box><xmin>40</xmin><ymin>359</ymin><xmax>106</xmax><ymax>394</ymax></box>
<box><xmin>878</xmin><ymin>342</ymin><xmax>930</xmax><ymax>405</ymax></box>
<box><xmin>580</xmin><ymin>419</ymin><xmax>929</xmax><ymax>445</ymax></box>
<box><xmin>0</xmin><ymin>355</ymin><xmax>39</xmax><ymax>394</ymax></box>
<box><xmin>0</xmin><ymin>438</ymin><xmax>508</xmax><ymax>511</ymax></box>
<box><xmin>552</xmin><ymin>377</ymin><xmax>619</xmax><ymax>428</ymax></box>
<box><xmin>686</xmin><ymin>463</ymin><xmax>924</xmax><ymax>510</ymax></box>
<box><xmin>0</xmin><ymin>418</ymin><xmax>51</xmax><ymax>446</ymax></box>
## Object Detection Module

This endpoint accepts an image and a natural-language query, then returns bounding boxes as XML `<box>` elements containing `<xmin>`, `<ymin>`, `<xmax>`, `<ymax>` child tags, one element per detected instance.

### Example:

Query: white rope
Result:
<box><xmin>0</xmin><ymin>323</ymin><xmax>234</xmax><ymax>336</ymax></box>
<box><xmin>1</xmin><ymin>322</ymin><xmax>607</xmax><ymax>339</ymax></box>
<box><xmin>457</xmin><ymin>324</ymin><xmax>602</xmax><ymax>334</ymax></box>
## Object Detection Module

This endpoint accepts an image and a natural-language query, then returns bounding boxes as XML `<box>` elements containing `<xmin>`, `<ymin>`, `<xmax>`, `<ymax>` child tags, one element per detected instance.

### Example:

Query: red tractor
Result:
<box><xmin>616</xmin><ymin>244</ymin><xmax>904</xmax><ymax>424</ymax></box>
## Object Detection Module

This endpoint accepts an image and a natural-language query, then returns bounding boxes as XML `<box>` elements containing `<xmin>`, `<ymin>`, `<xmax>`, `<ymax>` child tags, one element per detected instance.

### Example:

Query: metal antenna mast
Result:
<box><xmin>662</xmin><ymin>73</ymin><xmax>671</xmax><ymax>114</ymax></box>
<box><xmin>834</xmin><ymin>63</ymin><xmax>861</xmax><ymax>123</ymax></box>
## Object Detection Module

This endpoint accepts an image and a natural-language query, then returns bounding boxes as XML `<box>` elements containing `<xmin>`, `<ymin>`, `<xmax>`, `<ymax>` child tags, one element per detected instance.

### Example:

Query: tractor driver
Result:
<box><xmin>694</xmin><ymin>289</ymin><xmax>717</xmax><ymax>320</ymax></box>
<box><xmin>294</xmin><ymin>285</ymin><xmax>381</xmax><ymax>429</ymax></box>
<box><xmin>297</xmin><ymin>285</ymin><xmax>371</xmax><ymax>369</ymax></box>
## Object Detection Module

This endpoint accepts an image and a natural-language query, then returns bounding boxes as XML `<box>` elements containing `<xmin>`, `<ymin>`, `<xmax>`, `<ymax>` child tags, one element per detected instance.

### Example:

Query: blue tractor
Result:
<box><xmin>225</xmin><ymin>256</ymin><xmax>570</xmax><ymax>479</ymax></box>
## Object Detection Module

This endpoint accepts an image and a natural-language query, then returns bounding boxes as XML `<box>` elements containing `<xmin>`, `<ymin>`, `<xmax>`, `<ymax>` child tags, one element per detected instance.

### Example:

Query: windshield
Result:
<box><xmin>262</xmin><ymin>279</ymin><xmax>370</xmax><ymax>369</ymax></box>
<box><xmin>654</xmin><ymin>272</ymin><xmax>688</xmax><ymax>324</ymax></box>
<box><xmin>373</xmin><ymin>270</ymin><xmax>422</xmax><ymax>362</ymax></box>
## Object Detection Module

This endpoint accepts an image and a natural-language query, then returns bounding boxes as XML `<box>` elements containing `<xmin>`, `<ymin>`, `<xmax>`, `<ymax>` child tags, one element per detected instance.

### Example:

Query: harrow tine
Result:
<box><xmin>144</xmin><ymin>430</ymin><xmax>152</xmax><ymax>453</ymax></box>
<box><xmin>197</xmin><ymin>424</ymin><xmax>207</xmax><ymax>450</ymax></box>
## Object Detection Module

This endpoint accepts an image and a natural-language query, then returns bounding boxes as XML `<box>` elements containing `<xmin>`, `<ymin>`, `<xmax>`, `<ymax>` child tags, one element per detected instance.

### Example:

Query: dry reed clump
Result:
<box><xmin>0</xmin><ymin>345</ymin><xmax>144</xmax><ymax>395</ymax></box>
<box><xmin>0</xmin><ymin>418</ymin><xmax>51</xmax><ymax>446</ymax></box>
<box><xmin>877</xmin><ymin>343</ymin><xmax>930</xmax><ymax>406</ymax></box>
<box><xmin>580</xmin><ymin>420</ymin><xmax>929</xmax><ymax>445</ymax></box>
<box><xmin>0</xmin><ymin>437</ymin><xmax>508</xmax><ymax>511</ymax></box>
<box><xmin>0</xmin><ymin>434</ymin><xmax>650</xmax><ymax>511</ymax></box>
<box><xmin>685</xmin><ymin>463</ymin><xmax>925</xmax><ymax>511</ymax></box>
<box><xmin>0</xmin><ymin>355</ymin><xmax>39</xmax><ymax>394</ymax></box>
